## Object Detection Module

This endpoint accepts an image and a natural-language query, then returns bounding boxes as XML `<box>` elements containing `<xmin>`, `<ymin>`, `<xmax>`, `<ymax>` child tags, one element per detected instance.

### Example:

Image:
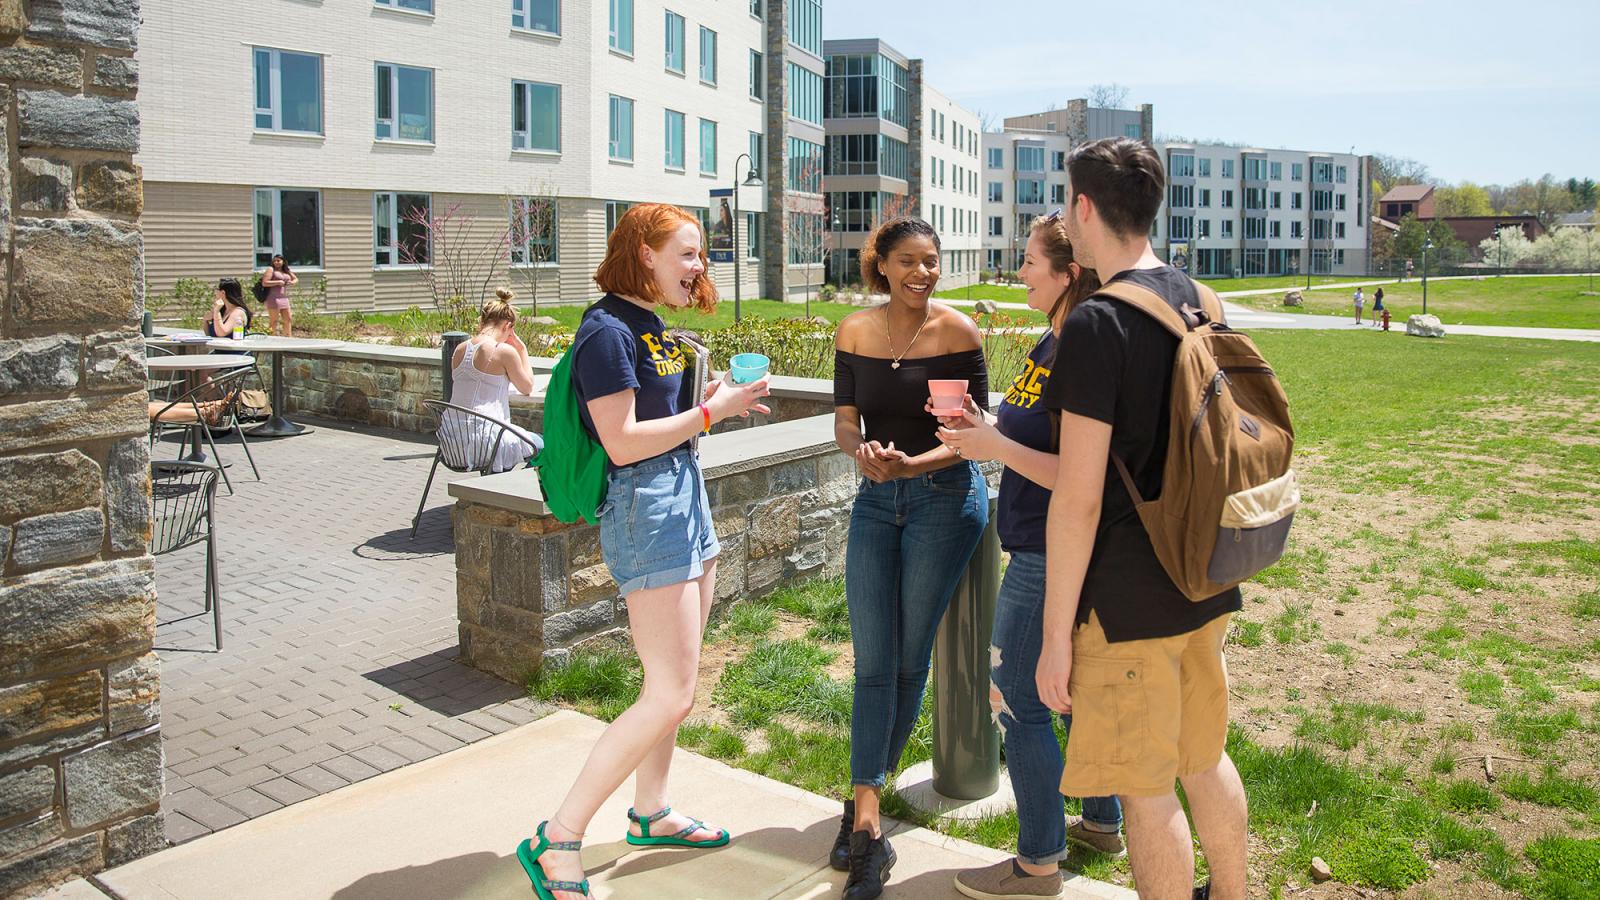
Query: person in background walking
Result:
<box><xmin>1352</xmin><ymin>286</ymin><xmax>1365</xmax><ymax>324</ymax></box>
<box><xmin>1371</xmin><ymin>287</ymin><xmax>1386</xmax><ymax>327</ymax></box>
<box><xmin>937</xmin><ymin>210</ymin><xmax>1125</xmax><ymax>900</ymax></box>
<box><xmin>262</xmin><ymin>254</ymin><xmax>299</xmax><ymax>336</ymax></box>
<box><xmin>830</xmin><ymin>216</ymin><xmax>990</xmax><ymax>900</ymax></box>
<box><xmin>518</xmin><ymin>204</ymin><xmax>770</xmax><ymax>900</ymax></box>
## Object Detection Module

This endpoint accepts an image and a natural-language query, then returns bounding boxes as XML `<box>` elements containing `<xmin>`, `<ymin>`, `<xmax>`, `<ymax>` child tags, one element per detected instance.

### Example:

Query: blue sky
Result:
<box><xmin>822</xmin><ymin>0</ymin><xmax>1599</xmax><ymax>186</ymax></box>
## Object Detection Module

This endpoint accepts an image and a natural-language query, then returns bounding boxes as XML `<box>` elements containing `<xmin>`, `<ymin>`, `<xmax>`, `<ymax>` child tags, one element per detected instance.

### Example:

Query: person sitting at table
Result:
<box><xmin>438</xmin><ymin>288</ymin><xmax>539</xmax><ymax>472</ymax></box>
<box><xmin>203</xmin><ymin>278</ymin><xmax>253</xmax><ymax>338</ymax></box>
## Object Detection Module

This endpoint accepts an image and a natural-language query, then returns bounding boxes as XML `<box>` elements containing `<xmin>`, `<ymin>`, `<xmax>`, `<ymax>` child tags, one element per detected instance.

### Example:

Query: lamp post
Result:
<box><xmin>1421</xmin><ymin>236</ymin><xmax>1433</xmax><ymax>316</ymax></box>
<box><xmin>1496</xmin><ymin>224</ymin><xmax>1505</xmax><ymax>277</ymax></box>
<box><xmin>732</xmin><ymin>153</ymin><xmax>763</xmax><ymax>324</ymax></box>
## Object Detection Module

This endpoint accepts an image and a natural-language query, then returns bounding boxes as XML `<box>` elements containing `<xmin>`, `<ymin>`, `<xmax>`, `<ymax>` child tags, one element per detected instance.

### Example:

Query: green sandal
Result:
<box><xmin>625</xmin><ymin>805</ymin><xmax>732</xmax><ymax>848</ymax></box>
<box><xmin>516</xmin><ymin>821</ymin><xmax>590</xmax><ymax>899</ymax></box>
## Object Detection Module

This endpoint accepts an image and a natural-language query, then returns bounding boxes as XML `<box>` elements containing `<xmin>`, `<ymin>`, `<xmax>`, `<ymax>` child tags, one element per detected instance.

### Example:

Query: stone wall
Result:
<box><xmin>452</xmin><ymin>423</ymin><xmax>859</xmax><ymax>682</ymax></box>
<box><xmin>0</xmin><ymin>0</ymin><xmax>162</xmax><ymax>895</ymax></box>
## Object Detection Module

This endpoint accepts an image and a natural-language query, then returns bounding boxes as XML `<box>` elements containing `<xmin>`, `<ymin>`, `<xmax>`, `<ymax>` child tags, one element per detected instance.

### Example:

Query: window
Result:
<box><xmin>698</xmin><ymin>118</ymin><xmax>716</xmax><ymax>175</ymax></box>
<box><xmin>1197</xmin><ymin>218</ymin><xmax>1211</xmax><ymax>239</ymax></box>
<box><xmin>373</xmin><ymin>192</ymin><xmax>430</xmax><ymax>265</ymax></box>
<box><xmin>1221</xmin><ymin>159</ymin><xmax>1234</xmax><ymax>178</ymax></box>
<box><xmin>375</xmin><ymin>63</ymin><xmax>433</xmax><ymax>142</ymax></box>
<box><xmin>1170</xmin><ymin>183</ymin><xmax>1193</xmax><ymax>207</ymax></box>
<box><xmin>512</xmin><ymin>81</ymin><xmax>560</xmax><ymax>152</ymax></box>
<box><xmin>1291</xmin><ymin>221</ymin><xmax>1303</xmax><ymax>239</ymax></box>
<box><xmin>1221</xmin><ymin>190</ymin><xmax>1234</xmax><ymax>208</ymax></box>
<box><xmin>664</xmin><ymin>11</ymin><xmax>685</xmax><ymax>72</ymax></box>
<box><xmin>375</xmin><ymin>0</ymin><xmax>432</xmax><ymax>13</ymax></box>
<box><xmin>824</xmin><ymin>52</ymin><xmax>908</xmax><ymax>125</ymax></box>
<box><xmin>1270</xmin><ymin>220</ymin><xmax>1281</xmax><ymax>239</ymax></box>
<box><xmin>1015</xmin><ymin>146</ymin><xmax>1044</xmax><ymax>172</ymax></box>
<box><xmin>253</xmin><ymin>48</ymin><xmax>322</xmax><ymax>134</ymax></box>
<box><xmin>1313</xmin><ymin>161</ymin><xmax>1334</xmax><ymax>182</ymax></box>
<box><xmin>512</xmin><ymin>0</ymin><xmax>558</xmax><ymax>33</ymax></box>
<box><xmin>1269</xmin><ymin>162</ymin><xmax>1282</xmax><ymax>180</ymax></box>
<box><xmin>698</xmin><ymin>27</ymin><xmax>717</xmax><ymax>84</ymax></box>
<box><xmin>1291</xmin><ymin>162</ymin><xmax>1303</xmax><ymax>181</ymax></box>
<box><xmin>1169</xmin><ymin>153</ymin><xmax>1194</xmax><ymax>178</ymax></box>
<box><xmin>1270</xmin><ymin>191</ymin><xmax>1281</xmax><ymax>209</ymax></box>
<box><xmin>1336</xmin><ymin>193</ymin><xmax>1347</xmax><ymax>211</ymax></box>
<box><xmin>1291</xmin><ymin>192</ymin><xmax>1303</xmax><ymax>210</ymax></box>
<box><xmin>609</xmin><ymin>0</ymin><xmax>633</xmax><ymax>53</ymax></box>
<box><xmin>744</xmin><ymin>211</ymin><xmax>763</xmax><ymax>258</ymax></box>
<box><xmin>1312</xmin><ymin>218</ymin><xmax>1330</xmax><ymax>240</ymax></box>
<box><xmin>253</xmin><ymin>188</ymin><xmax>321</xmax><ymax>268</ymax></box>
<box><xmin>1245</xmin><ymin>218</ymin><xmax>1267</xmax><ymax>240</ymax></box>
<box><xmin>788</xmin><ymin>0</ymin><xmax>822</xmax><ymax>55</ymax></box>
<box><xmin>987</xmin><ymin>181</ymin><xmax>1003</xmax><ymax>202</ymax></box>
<box><xmin>608</xmin><ymin>95</ymin><xmax>634</xmax><ymax>160</ymax></box>
<box><xmin>1221</xmin><ymin>219</ymin><xmax>1233</xmax><ymax>238</ymax></box>
<box><xmin>750</xmin><ymin>0</ymin><xmax>762</xmax><ymax>16</ymax></box>
<box><xmin>509</xmin><ymin>197</ymin><xmax>558</xmax><ymax>265</ymax></box>
<box><xmin>1199</xmin><ymin>188</ymin><xmax>1211</xmax><ymax>208</ymax></box>
<box><xmin>987</xmin><ymin>147</ymin><xmax>1002</xmax><ymax>169</ymax></box>
<box><xmin>788</xmin><ymin>62</ymin><xmax>823</xmax><ymax>125</ymax></box>
<box><xmin>605</xmin><ymin>200</ymin><xmax>631</xmax><ymax>236</ymax></box>
<box><xmin>787</xmin><ymin>136</ymin><xmax>822</xmax><ymax>192</ymax></box>
<box><xmin>1015</xmin><ymin>179</ymin><xmax>1044</xmax><ymax>205</ymax></box>
<box><xmin>988</xmin><ymin>216</ymin><xmax>1003</xmax><ymax>236</ymax></box>
<box><xmin>1313</xmin><ymin>189</ymin><xmax>1333</xmax><ymax>211</ymax></box>
<box><xmin>1050</xmin><ymin>183</ymin><xmax>1066</xmax><ymax>204</ymax></box>
<box><xmin>787</xmin><ymin>212</ymin><xmax>824</xmax><ymax>264</ymax></box>
<box><xmin>1050</xmin><ymin>150</ymin><xmax>1065</xmax><ymax>172</ymax></box>
<box><xmin>1198</xmin><ymin>158</ymin><xmax>1211</xmax><ymax>177</ymax></box>
<box><xmin>749</xmin><ymin>130</ymin><xmax>763</xmax><ymax>170</ymax></box>
<box><xmin>1245</xmin><ymin>188</ymin><xmax>1266</xmax><ymax>210</ymax></box>
<box><xmin>1244</xmin><ymin>158</ymin><xmax>1268</xmax><ymax>181</ymax></box>
<box><xmin>749</xmin><ymin>50</ymin><xmax>763</xmax><ymax>99</ymax></box>
<box><xmin>1123</xmin><ymin>123</ymin><xmax>1140</xmax><ymax>138</ymax></box>
<box><xmin>1336</xmin><ymin>165</ymin><xmax>1347</xmax><ymax>183</ymax></box>
<box><xmin>1169</xmin><ymin>216</ymin><xmax>1192</xmax><ymax>240</ymax></box>
<box><xmin>986</xmin><ymin>249</ymin><xmax>1003</xmax><ymax>269</ymax></box>
<box><xmin>664</xmin><ymin>109</ymin><xmax>685</xmax><ymax>170</ymax></box>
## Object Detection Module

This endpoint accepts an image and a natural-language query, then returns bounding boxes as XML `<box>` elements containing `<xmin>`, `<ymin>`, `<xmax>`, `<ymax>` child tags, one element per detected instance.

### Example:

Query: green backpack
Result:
<box><xmin>533</xmin><ymin>328</ymin><xmax>610</xmax><ymax>525</ymax></box>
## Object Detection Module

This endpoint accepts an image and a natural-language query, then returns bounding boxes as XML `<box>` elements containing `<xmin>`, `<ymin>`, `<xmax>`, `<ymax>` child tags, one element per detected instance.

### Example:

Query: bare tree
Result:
<box><xmin>976</xmin><ymin>108</ymin><xmax>996</xmax><ymax>133</ymax></box>
<box><xmin>782</xmin><ymin>154</ymin><xmax>829</xmax><ymax>314</ymax></box>
<box><xmin>399</xmin><ymin>200</ymin><xmax>512</xmax><ymax>332</ymax></box>
<box><xmin>506</xmin><ymin>182</ymin><xmax>560</xmax><ymax>317</ymax></box>
<box><xmin>1087</xmin><ymin>82</ymin><xmax>1130</xmax><ymax>109</ymax></box>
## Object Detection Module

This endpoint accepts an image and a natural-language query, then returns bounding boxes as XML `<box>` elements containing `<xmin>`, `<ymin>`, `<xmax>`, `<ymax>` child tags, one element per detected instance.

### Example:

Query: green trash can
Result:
<box><xmin>931</xmin><ymin>487</ymin><xmax>1002</xmax><ymax>800</ymax></box>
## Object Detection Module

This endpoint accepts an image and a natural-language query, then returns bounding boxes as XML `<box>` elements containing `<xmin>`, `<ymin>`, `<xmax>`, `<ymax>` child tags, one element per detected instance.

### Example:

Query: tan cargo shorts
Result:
<box><xmin>1059</xmin><ymin>610</ymin><xmax>1233</xmax><ymax>798</ymax></box>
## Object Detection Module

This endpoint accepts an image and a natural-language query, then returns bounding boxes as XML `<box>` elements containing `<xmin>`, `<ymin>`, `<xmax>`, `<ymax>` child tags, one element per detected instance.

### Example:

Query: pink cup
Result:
<box><xmin>928</xmin><ymin>379</ymin><xmax>968</xmax><ymax>414</ymax></box>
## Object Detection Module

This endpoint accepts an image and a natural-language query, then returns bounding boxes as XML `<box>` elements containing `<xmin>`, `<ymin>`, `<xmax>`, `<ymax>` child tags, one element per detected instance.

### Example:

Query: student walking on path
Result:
<box><xmin>830</xmin><ymin>217</ymin><xmax>990</xmax><ymax>900</ymax></box>
<box><xmin>1039</xmin><ymin>138</ymin><xmax>1249</xmax><ymax>900</ymax></box>
<box><xmin>518</xmin><ymin>204</ymin><xmax>770</xmax><ymax>900</ymax></box>
<box><xmin>936</xmin><ymin>211</ymin><xmax>1125</xmax><ymax>900</ymax></box>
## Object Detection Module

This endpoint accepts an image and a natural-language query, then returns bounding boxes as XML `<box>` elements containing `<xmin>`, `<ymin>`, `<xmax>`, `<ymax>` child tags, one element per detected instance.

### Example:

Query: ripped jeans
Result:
<box><xmin>991</xmin><ymin>550</ymin><xmax>1122</xmax><ymax>865</ymax></box>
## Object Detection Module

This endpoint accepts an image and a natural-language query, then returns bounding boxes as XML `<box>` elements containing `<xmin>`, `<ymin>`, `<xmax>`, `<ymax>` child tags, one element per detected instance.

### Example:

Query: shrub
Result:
<box><xmin>698</xmin><ymin>316</ymin><xmax>836</xmax><ymax>380</ymax></box>
<box><xmin>819</xmin><ymin>283</ymin><xmax>838</xmax><ymax>303</ymax></box>
<box><xmin>978</xmin><ymin>269</ymin><xmax>993</xmax><ymax>284</ymax></box>
<box><xmin>970</xmin><ymin>311</ymin><xmax>1042</xmax><ymax>389</ymax></box>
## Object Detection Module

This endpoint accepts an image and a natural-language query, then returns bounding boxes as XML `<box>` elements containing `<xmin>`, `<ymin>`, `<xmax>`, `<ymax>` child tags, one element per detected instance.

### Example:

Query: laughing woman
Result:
<box><xmin>830</xmin><ymin>216</ymin><xmax>990</xmax><ymax>900</ymax></box>
<box><xmin>517</xmin><ymin>204</ymin><xmax>771</xmax><ymax>900</ymax></box>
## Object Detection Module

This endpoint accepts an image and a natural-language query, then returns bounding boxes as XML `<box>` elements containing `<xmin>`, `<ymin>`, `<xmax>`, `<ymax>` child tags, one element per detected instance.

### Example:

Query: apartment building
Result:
<box><xmin>1152</xmin><ymin>144</ymin><xmax>1370</xmax><ymax>277</ymax></box>
<box><xmin>819</xmin><ymin>38</ymin><xmax>982</xmax><ymax>291</ymax></box>
<box><xmin>138</xmin><ymin>0</ymin><xmax>827</xmax><ymax>312</ymax></box>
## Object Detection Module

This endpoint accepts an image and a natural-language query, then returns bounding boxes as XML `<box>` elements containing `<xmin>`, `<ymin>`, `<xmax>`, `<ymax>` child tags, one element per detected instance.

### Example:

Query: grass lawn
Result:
<box><xmin>1229</xmin><ymin>275</ymin><xmax>1600</xmax><ymax>330</ymax></box>
<box><xmin>938</xmin><ymin>275</ymin><xmax>1369</xmax><ymax>306</ymax></box>
<box><xmin>531</xmin><ymin>330</ymin><xmax>1600</xmax><ymax>897</ymax></box>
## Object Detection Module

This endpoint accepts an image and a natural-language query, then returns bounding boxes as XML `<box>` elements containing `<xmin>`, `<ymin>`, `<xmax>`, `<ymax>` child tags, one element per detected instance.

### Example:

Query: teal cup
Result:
<box><xmin>729</xmin><ymin>353</ymin><xmax>770</xmax><ymax>384</ymax></box>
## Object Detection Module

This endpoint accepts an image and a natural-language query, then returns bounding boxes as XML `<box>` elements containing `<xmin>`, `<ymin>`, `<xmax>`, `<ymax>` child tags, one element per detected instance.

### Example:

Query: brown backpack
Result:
<box><xmin>1095</xmin><ymin>278</ymin><xmax>1298</xmax><ymax>602</ymax></box>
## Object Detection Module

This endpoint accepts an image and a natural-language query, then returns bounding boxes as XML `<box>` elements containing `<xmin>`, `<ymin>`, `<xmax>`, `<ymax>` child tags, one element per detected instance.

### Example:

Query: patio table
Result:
<box><xmin>146</xmin><ymin>354</ymin><xmax>255</xmax><ymax>463</ymax></box>
<box><xmin>201</xmin><ymin>336</ymin><xmax>346</xmax><ymax>437</ymax></box>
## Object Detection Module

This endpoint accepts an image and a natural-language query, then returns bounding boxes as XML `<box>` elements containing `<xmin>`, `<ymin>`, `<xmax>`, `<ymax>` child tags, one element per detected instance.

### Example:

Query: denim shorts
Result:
<box><xmin>597</xmin><ymin>448</ymin><xmax>720</xmax><ymax>596</ymax></box>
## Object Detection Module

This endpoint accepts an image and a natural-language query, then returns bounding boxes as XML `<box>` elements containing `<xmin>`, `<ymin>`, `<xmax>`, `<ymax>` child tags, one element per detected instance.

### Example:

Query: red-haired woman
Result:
<box><xmin>517</xmin><ymin>204</ymin><xmax>770</xmax><ymax>900</ymax></box>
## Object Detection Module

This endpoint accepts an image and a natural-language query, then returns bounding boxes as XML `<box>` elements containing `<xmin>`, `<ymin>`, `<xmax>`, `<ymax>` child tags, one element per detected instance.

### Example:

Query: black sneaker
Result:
<box><xmin>842</xmin><ymin>829</ymin><xmax>896</xmax><ymax>900</ymax></box>
<box><xmin>829</xmin><ymin>799</ymin><xmax>855</xmax><ymax>871</ymax></box>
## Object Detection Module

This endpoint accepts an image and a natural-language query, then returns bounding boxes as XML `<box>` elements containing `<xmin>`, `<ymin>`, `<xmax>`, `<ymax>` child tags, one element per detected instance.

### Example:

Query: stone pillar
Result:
<box><xmin>1139</xmin><ymin>103</ymin><xmax>1154</xmax><ymax>143</ymax></box>
<box><xmin>761</xmin><ymin>0</ymin><xmax>789</xmax><ymax>303</ymax></box>
<box><xmin>907</xmin><ymin>60</ymin><xmax>924</xmax><ymax>213</ymax></box>
<box><xmin>0</xmin><ymin>0</ymin><xmax>161</xmax><ymax>895</ymax></box>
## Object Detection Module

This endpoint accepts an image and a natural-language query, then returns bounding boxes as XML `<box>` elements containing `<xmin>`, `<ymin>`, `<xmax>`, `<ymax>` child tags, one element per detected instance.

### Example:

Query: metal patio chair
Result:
<box><xmin>410</xmin><ymin>399</ymin><xmax>543</xmax><ymax>538</ymax></box>
<box><xmin>148</xmin><ymin>365</ymin><xmax>261</xmax><ymax>494</ymax></box>
<box><xmin>151</xmin><ymin>460</ymin><xmax>225</xmax><ymax>650</ymax></box>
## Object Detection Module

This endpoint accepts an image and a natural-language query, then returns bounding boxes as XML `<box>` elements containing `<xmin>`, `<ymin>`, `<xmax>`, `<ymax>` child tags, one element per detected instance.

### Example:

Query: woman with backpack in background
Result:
<box><xmin>517</xmin><ymin>203</ymin><xmax>770</xmax><ymax>900</ymax></box>
<box><xmin>828</xmin><ymin>216</ymin><xmax>989</xmax><ymax>900</ymax></box>
<box><xmin>936</xmin><ymin>212</ymin><xmax>1125</xmax><ymax>900</ymax></box>
<box><xmin>261</xmin><ymin>254</ymin><xmax>298</xmax><ymax>336</ymax></box>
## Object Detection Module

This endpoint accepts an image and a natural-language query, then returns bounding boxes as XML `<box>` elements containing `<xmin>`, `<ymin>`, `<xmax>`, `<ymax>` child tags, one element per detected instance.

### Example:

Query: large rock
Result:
<box><xmin>0</xmin><ymin>335</ymin><xmax>80</xmax><ymax>395</ymax></box>
<box><xmin>0</xmin><ymin>766</ymin><xmax>56</xmax><ymax>819</ymax></box>
<box><xmin>104</xmin><ymin>436</ymin><xmax>150</xmax><ymax>553</ymax></box>
<box><xmin>1282</xmin><ymin>289</ymin><xmax>1303</xmax><ymax>307</ymax></box>
<box><xmin>0</xmin><ymin>670</ymin><xmax>103</xmax><ymax>743</ymax></box>
<box><xmin>19</xmin><ymin>89</ymin><xmax>138</xmax><ymax>153</ymax></box>
<box><xmin>106</xmin><ymin>652</ymin><xmax>159</xmax><ymax>735</ymax></box>
<box><xmin>12</xmin><ymin>217</ymin><xmax>143</xmax><ymax>327</ymax></box>
<box><xmin>25</xmin><ymin>0</ymin><xmax>138</xmax><ymax>50</ymax></box>
<box><xmin>92</xmin><ymin>54</ymin><xmax>136</xmax><ymax>91</ymax></box>
<box><xmin>63</xmin><ymin>730</ymin><xmax>163</xmax><ymax>828</ymax></box>
<box><xmin>85</xmin><ymin>331</ymin><xmax>144</xmax><ymax>389</ymax></box>
<box><xmin>0</xmin><ymin>558</ymin><xmax>155</xmax><ymax>680</ymax></box>
<box><xmin>104</xmin><ymin>812</ymin><xmax>166</xmax><ymax>866</ymax></box>
<box><xmin>75</xmin><ymin>160</ymin><xmax>141</xmax><ymax>216</ymax></box>
<box><xmin>0</xmin><ymin>449</ymin><xmax>103</xmax><ymax>520</ymax></box>
<box><xmin>18</xmin><ymin>156</ymin><xmax>73</xmax><ymax>212</ymax></box>
<box><xmin>0</xmin><ymin>832</ymin><xmax>100</xmax><ymax>898</ymax></box>
<box><xmin>1406</xmin><ymin>314</ymin><xmax>1446</xmax><ymax>338</ymax></box>
<box><xmin>8</xmin><ymin>506</ymin><xmax>105</xmax><ymax>573</ymax></box>
<box><xmin>0</xmin><ymin>43</ymin><xmax>82</xmax><ymax>88</ymax></box>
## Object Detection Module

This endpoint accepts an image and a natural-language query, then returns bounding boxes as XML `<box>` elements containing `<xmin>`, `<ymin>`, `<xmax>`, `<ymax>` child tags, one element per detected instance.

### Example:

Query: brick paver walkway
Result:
<box><xmin>152</xmin><ymin>416</ymin><xmax>549</xmax><ymax>844</ymax></box>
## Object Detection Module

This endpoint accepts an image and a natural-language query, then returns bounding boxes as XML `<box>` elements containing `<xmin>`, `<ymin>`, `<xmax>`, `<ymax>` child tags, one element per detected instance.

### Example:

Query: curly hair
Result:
<box><xmin>594</xmin><ymin>203</ymin><xmax>717</xmax><ymax>313</ymax></box>
<box><xmin>859</xmin><ymin>216</ymin><xmax>941</xmax><ymax>294</ymax></box>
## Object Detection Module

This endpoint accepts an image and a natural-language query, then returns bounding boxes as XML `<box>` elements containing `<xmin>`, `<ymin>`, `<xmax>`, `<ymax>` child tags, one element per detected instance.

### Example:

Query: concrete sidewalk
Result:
<box><xmin>86</xmin><ymin>711</ymin><xmax>1132</xmax><ymax>899</ymax></box>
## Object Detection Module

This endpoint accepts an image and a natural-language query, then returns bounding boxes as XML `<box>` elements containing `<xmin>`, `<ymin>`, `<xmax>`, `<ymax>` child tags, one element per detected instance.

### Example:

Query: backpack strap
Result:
<box><xmin>1093</xmin><ymin>281</ymin><xmax>1194</xmax><ymax>339</ymax></box>
<box><xmin>1190</xmin><ymin>279</ymin><xmax>1228</xmax><ymax>327</ymax></box>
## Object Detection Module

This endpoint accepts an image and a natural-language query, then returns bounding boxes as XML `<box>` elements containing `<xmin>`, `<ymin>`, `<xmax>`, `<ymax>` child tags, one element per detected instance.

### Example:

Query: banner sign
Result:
<box><xmin>708</xmin><ymin>188</ymin><xmax>735</xmax><ymax>262</ymax></box>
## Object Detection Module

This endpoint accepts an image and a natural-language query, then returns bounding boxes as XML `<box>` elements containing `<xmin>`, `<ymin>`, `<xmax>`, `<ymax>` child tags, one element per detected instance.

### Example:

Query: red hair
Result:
<box><xmin>593</xmin><ymin>203</ymin><xmax>718</xmax><ymax>313</ymax></box>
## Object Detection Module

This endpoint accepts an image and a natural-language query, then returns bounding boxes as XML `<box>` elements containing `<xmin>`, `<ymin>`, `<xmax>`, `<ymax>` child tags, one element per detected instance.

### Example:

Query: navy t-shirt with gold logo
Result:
<box><xmin>995</xmin><ymin>331</ymin><xmax>1057</xmax><ymax>553</ymax></box>
<box><xmin>571</xmin><ymin>294</ymin><xmax>689</xmax><ymax>464</ymax></box>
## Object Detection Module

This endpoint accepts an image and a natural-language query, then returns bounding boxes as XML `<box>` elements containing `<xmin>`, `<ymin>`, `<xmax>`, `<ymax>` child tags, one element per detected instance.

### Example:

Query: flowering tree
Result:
<box><xmin>782</xmin><ymin>153</ymin><xmax>828</xmax><ymax>313</ymax></box>
<box><xmin>1477</xmin><ymin>226</ymin><xmax>1598</xmax><ymax>271</ymax></box>
<box><xmin>506</xmin><ymin>182</ymin><xmax>560</xmax><ymax>317</ymax></box>
<box><xmin>399</xmin><ymin>201</ymin><xmax>511</xmax><ymax>331</ymax></box>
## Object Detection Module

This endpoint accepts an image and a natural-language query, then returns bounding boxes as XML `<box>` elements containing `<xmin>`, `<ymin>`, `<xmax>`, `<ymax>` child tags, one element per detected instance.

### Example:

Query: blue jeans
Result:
<box><xmin>991</xmin><ymin>551</ymin><xmax>1123</xmax><ymax>865</ymax></box>
<box><xmin>846</xmin><ymin>460</ymin><xmax>988</xmax><ymax>787</ymax></box>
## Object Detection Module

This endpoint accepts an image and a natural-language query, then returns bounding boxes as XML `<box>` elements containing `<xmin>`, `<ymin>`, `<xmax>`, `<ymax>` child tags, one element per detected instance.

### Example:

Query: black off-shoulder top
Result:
<box><xmin>834</xmin><ymin>348</ymin><xmax>989</xmax><ymax>457</ymax></box>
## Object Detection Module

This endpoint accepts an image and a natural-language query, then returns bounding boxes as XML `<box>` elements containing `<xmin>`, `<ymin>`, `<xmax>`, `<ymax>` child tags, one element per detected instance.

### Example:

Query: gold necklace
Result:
<box><xmin>884</xmin><ymin>305</ymin><xmax>931</xmax><ymax>369</ymax></box>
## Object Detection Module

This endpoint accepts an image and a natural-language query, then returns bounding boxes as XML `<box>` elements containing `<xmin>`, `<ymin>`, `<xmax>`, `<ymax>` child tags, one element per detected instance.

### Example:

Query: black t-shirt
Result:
<box><xmin>995</xmin><ymin>331</ymin><xmax>1056</xmax><ymax>553</ymax></box>
<box><xmin>834</xmin><ymin>349</ymin><xmax>988</xmax><ymax>457</ymax></box>
<box><xmin>571</xmin><ymin>294</ymin><xmax>689</xmax><ymax>464</ymax></box>
<box><xmin>1041</xmin><ymin>265</ymin><xmax>1242</xmax><ymax>643</ymax></box>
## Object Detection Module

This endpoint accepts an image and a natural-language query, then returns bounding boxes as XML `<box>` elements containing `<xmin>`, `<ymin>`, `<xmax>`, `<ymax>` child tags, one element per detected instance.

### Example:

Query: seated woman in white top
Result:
<box><xmin>439</xmin><ymin>288</ymin><xmax>540</xmax><ymax>472</ymax></box>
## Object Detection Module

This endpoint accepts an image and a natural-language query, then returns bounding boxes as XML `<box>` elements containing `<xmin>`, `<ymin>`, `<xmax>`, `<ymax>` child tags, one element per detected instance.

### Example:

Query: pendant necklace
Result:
<box><xmin>885</xmin><ymin>305</ymin><xmax>930</xmax><ymax>370</ymax></box>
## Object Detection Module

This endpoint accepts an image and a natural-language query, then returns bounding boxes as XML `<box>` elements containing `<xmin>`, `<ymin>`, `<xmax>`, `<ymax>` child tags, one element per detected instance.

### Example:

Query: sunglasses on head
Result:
<box><xmin>1045</xmin><ymin>207</ymin><xmax>1063</xmax><ymax>222</ymax></box>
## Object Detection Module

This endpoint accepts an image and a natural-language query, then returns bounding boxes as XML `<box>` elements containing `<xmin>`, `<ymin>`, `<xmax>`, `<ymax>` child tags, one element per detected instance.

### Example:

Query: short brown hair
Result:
<box><xmin>1029</xmin><ymin>215</ymin><xmax>1100</xmax><ymax>320</ymax></box>
<box><xmin>1066</xmin><ymin>138</ymin><xmax>1165</xmax><ymax>239</ymax></box>
<box><xmin>859</xmin><ymin>216</ymin><xmax>940</xmax><ymax>293</ymax></box>
<box><xmin>479</xmin><ymin>287</ymin><xmax>517</xmax><ymax>329</ymax></box>
<box><xmin>594</xmin><ymin>203</ymin><xmax>717</xmax><ymax>313</ymax></box>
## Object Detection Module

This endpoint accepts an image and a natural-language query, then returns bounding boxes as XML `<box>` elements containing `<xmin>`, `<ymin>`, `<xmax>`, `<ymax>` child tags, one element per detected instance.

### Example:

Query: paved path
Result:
<box><xmin>151</xmin><ymin>417</ymin><xmax>549</xmax><ymax>845</ymax></box>
<box><xmin>90</xmin><ymin>711</ymin><xmax>1133</xmax><ymax>900</ymax></box>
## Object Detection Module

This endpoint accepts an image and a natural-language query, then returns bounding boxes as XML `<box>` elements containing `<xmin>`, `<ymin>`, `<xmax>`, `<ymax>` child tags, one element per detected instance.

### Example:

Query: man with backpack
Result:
<box><xmin>1037</xmin><ymin>138</ymin><xmax>1290</xmax><ymax>900</ymax></box>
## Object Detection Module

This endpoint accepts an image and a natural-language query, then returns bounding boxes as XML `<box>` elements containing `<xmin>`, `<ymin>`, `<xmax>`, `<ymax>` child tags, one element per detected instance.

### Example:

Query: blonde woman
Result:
<box><xmin>438</xmin><ymin>288</ymin><xmax>538</xmax><ymax>472</ymax></box>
